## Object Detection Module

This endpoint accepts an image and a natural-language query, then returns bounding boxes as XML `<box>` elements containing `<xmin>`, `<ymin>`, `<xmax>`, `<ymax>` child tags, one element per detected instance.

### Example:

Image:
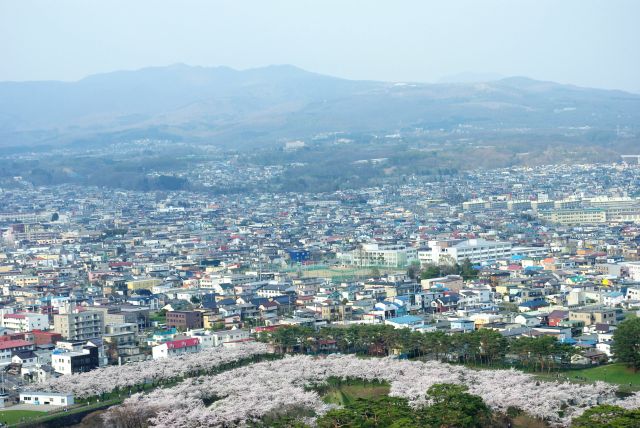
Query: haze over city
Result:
<box><xmin>1</xmin><ymin>0</ymin><xmax>639</xmax><ymax>92</ymax></box>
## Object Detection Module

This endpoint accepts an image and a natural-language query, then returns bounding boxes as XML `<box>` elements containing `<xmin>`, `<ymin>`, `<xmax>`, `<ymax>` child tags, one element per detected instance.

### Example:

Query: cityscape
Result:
<box><xmin>1</xmin><ymin>1</ymin><xmax>640</xmax><ymax>427</ymax></box>
<box><xmin>0</xmin><ymin>158</ymin><xmax>639</xmax><ymax>426</ymax></box>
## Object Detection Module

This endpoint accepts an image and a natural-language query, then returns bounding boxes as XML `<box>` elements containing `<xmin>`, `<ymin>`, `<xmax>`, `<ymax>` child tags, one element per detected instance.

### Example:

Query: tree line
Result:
<box><xmin>259</xmin><ymin>324</ymin><xmax>578</xmax><ymax>372</ymax></box>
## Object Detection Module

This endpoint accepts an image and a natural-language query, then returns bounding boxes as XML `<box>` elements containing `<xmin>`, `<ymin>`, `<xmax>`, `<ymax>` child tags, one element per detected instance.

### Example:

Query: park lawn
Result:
<box><xmin>565</xmin><ymin>363</ymin><xmax>640</xmax><ymax>387</ymax></box>
<box><xmin>0</xmin><ymin>409</ymin><xmax>46</xmax><ymax>425</ymax></box>
<box><xmin>533</xmin><ymin>363</ymin><xmax>640</xmax><ymax>391</ymax></box>
<box><xmin>322</xmin><ymin>383</ymin><xmax>390</xmax><ymax>405</ymax></box>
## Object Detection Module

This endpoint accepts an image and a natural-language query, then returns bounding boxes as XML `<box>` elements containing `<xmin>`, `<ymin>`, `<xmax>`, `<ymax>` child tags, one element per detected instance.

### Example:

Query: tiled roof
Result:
<box><xmin>0</xmin><ymin>340</ymin><xmax>32</xmax><ymax>350</ymax></box>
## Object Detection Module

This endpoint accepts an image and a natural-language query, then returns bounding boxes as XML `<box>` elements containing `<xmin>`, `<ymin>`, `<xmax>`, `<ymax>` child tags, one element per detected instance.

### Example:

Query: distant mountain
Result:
<box><xmin>0</xmin><ymin>64</ymin><xmax>639</xmax><ymax>148</ymax></box>
<box><xmin>437</xmin><ymin>71</ymin><xmax>505</xmax><ymax>83</ymax></box>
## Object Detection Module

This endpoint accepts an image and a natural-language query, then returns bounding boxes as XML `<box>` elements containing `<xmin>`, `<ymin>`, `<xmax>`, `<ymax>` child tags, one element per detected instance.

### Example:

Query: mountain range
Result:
<box><xmin>0</xmin><ymin>64</ymin><xmax>639</xmax><ymax>148</ymax></box>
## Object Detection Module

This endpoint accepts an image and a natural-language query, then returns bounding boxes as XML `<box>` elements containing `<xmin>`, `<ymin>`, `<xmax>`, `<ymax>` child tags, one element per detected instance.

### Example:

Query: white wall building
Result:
<box><xmin>419</xmin><ymin>238</ymin><xmax>512</xmax><ymax>265</ymax></box>
<box><xmin>152</xmin><ymin>338</ymin><xmax>200</xmax><ymax>359</ymax></box>
<box><xmin>0</xmin><ymin>312</ymin><xmax>49</xmax><ymax>332</ymax></box>
<box><xmin>20</xmin><ymin>392</ymin><xmax>74</xmax><ymax>407</ymax></box>
<box><xmin>185</xmin><ymin>329</ymin><xmax>250</xmax><ymax>348</ymax></box>
<box><xmin>623</xmin><ymin>262</ymin><xmax>640</xmax><ymax>281</ymax></box>
<box><xmin>338</xmin><ymin>243</ymin><xmax>418</xmax><ymax>268</ymax></box>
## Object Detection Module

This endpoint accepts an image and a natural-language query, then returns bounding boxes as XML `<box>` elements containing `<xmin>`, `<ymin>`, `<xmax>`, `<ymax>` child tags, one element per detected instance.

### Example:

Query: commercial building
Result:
<box><xmin>20</xmin><ymin>392</ymin><xmax>74</xmax><ymax>407</ymax></box>
<box><xmin>51</xmin><ymin>344</ymin><xmax>100</xmax><ymax>375</ymax></box>
<box><xmin>165</xmin><ymin>311</ymin><xmax>203</xmax><ymax>330</ymax></box>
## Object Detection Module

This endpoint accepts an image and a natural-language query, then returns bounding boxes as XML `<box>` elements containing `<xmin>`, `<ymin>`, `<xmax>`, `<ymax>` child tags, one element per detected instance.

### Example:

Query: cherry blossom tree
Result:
<box><xmin>41</xmin><ymin>342</ymin><xmax>271</xmax><ymax>399</ymax></box>
<box><xmin>103</xmin><ymin>354</ymin><xmax>637</xmax><ymax>427</ymax></box>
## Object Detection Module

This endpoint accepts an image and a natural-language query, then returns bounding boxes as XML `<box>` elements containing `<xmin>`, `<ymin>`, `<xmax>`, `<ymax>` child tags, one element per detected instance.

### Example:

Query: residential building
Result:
<box><xmin>51</xmin><ymin>343</ymin><xmax>100</xmax><ymax>375</ymax></box>
<box><xmin>53</xmin><ymin>310</ymin><xmax>104</xmax><ymax>341</ymax></box>
<box><xmin>0</xmin><ymin>312</ymin><xmax>49</xmax><ymax>332</ymax></box>
<box><xmin>569</xmin><ymin>307</ymin><xmax>618</xmax><ymax>326</ymax></box>
<box><xmin>152</xmin><ymin>338</ymin><xmax>200</xmax><ymax>359</ymax></box>
<box><xmin>0</xmin><ymin>340</ymin><xmax>34</xmax><ymax>366</ymax></box>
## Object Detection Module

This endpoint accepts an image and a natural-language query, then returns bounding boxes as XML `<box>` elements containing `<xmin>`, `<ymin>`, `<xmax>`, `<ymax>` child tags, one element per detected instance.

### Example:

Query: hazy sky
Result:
<box><xmin>1</xmin><ymin>0</ymin><xmax>639</xmax><ymax>91</ymax></box>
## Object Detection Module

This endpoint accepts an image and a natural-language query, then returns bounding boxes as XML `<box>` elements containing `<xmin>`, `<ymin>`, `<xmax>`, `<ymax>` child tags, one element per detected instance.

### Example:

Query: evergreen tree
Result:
<box><xmin>612</xmin><ymin>317</ymin><xmax>640</xmax><ymax>371</ymax></box>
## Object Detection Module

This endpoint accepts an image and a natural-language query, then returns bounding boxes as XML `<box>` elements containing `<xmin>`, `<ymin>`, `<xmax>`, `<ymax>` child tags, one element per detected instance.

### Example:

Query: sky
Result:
<box><xmin>1</xmin><ymin>0</ymin><xmax>639</xmax><ymax>92</ymax></box>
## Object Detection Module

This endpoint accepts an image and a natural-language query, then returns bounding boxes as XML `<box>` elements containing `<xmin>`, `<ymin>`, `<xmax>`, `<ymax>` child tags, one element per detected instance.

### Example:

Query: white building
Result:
<box><xmin>20</xmin><ymin>392</ymin><xmax>74</xmax><ymax>407</ymax></box>
<box><xmin>184</xmin><ymin>329</ymin><xmax>250</xmax><ymax>348</ymax></box>
<box><xmin>623</xmin><ymin>262</ymin><xmax>640</xmax><ymax>281</ymax></box>
<box><xmin>338</xmin><ymin>243</ymin><xmax>418</xmax><ymax>268</ymax></box>
<box><xmin>51</xmin><ymin>342</ymin><xmax>100</xmax><ymax>375</ymax></box>
<box><xmin>0</xmin><ymin>312</ymin><xmax>49</xmax><ymax>332</ymax></box>
<box><xmin>152</xmin><ymin>338</ymin><xmax>200</xmax><ymax>359</ymax></box>
<box><xmin>384</xmin><ymin>315</ymin><xmax>426</xmax><ymax>331</ymax></box>
<box><xmin>602</xmin><ymin>291</ymin><xmax>625</xmax><ymax>307</ymax></box>
<box><xmin>458</xmin><ymin>287</ymin><xmax>494</xmax><ymax>310</ymax></box>
<box><xmin>514</xmin><ymin>314</ymin><xmax>542</xmax><ymax>327</ymax></box>
<box><xmin>419</xmin><ymin>238</ymin><xmax>512</xmax><ymax>265</ymax></box>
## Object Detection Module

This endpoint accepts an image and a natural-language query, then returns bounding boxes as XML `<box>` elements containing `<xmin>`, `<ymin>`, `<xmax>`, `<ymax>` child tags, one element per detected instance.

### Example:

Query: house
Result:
<box><xmin>311</xmin><ymin>339</ymin><xmax>338</xmax><ymax>353</ymax></box>
<box><xmin>11</xmin><ymin>350</ymin><xmax>38</xmax><ymax>367</ymax></box>
<box><xmin>517</xmin><ymin>299</ymin><xmax>548</xmax><ymax>312</ymax></box>
<box><xmin>152</xmin><ymin>338</ymin><xmax>200</xmax><ymax>359</ymax></box>
<box><xmin>370</xmin><ymin>301</ymin><xmax>407</xmax><ymax>320</ymax></box>
<box><xmin>185</xmin><ymin>329</ymin><xmax>250</xmax><ymax>348</ymax></box>
<box><xmin>569</xmin><ymin>307</ymin><xmax>618</xmax><ymax>326</ymax></box>
<box><xmin>603</xmin><ymin>291</ymin><xmax>624</xmax><ymax>307</ymax></box>
<box><xmin>596</xmin><ymin>342</ymin><xmax>613</xmax><ymax>357</ymax></box>
<box><xmin>31</xmin><ymin>330</ymin><xmax>62</xmax><ymax>346</ymax></box>
<box><xmin>547</xmin><ymin>310</ymin><xmax>569</xmax><ymax>327</ymax></box>
<box><xmin>449</xmin><ymin>318</ymin><xmax>475</xmax><ymax>333</ymax></box>
<box><xmin>20</xmin><ymin>392</ymin><xmax>74</xmax><ymax>407</ymax></box>
<box><xmin>421</xmin><ymin>275</ymin><xmax>464</xmax><ymax>292</ymax></box>
<box><xmin>514</xmin><ymin>314</ymin><xmax>542</xmax><ymax>327</ymax></box>
<box><xmin>150</xmin><ymin>327</ymin><xmax>178</xmax><ymax>345</ymax></box>
<box><xmin>385</xmin><ymin>315</ymin><xmax>425</xmax><ymax>331</ymax></box>
<box><xmin>432</xmin><ymin>294</ymin><xmax>459</xmax><ymax>313</ymax></box>
<box><xmin>571</xmin><ymin>348</ymin><xmax>608</xmax><ymax>365</ymax></box>
<box><xmin>256</xmin><ymin>283</ymin><xmax>296</xmax><ymax>298</ymax></box>
<box><xmin>0</xmin><ymin>340</ymin><xmax>34</xmax><ymax>366</ymax></box>
<box><xmin>531</xmin><ymin>326</ymin><xmax>572</xmax><ymax>341</ymax></box>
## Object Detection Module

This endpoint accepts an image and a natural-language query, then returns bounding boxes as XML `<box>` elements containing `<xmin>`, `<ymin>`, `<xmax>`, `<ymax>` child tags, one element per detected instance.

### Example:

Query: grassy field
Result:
<box><xmin>0</xmin><ymin>410</ymin><xmax>46</xmax><ymax>425</ymax></box>
<box><xmin>566</xmin><ymin>364</ymin><xmax>640</xmax><ymax>387</ymax></box>
<box><xmin>322</xmin><ymin>382</ymin><xmax>390</xmax><ymax>405</ymax></box>
<box><xmin>302</xmin><ymin>268</ymin><xmax>404</xmax><ymax>282</ymax></box>
<box><xmin>318</xmin><ymin>379</ymin><xmax>548</xmax><ymax>427</ymax></box>
<box><xmin>533</xmin><ymin>363</ymin><xmax>640</xmax><ymax>392</ymax></box>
